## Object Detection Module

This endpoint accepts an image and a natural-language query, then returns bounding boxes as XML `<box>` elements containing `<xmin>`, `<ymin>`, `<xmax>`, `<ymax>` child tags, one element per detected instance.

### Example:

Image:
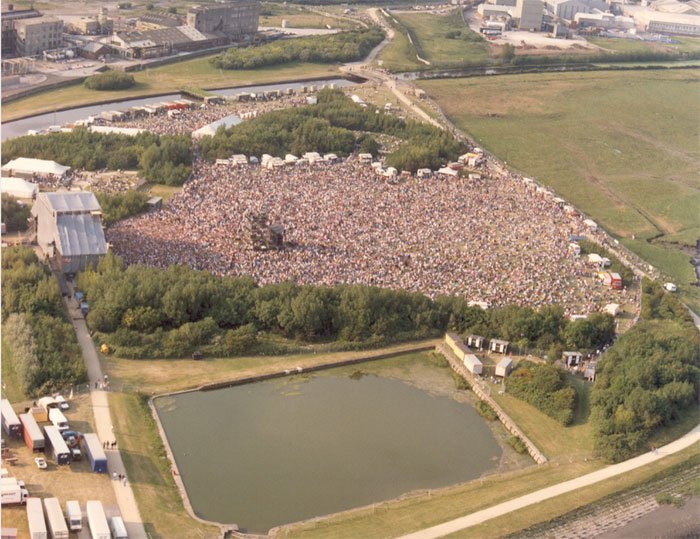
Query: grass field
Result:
<box><xmin>375</xmin><ymin>11</ymin><xmax>424</xmax><ymax>72</ymax></box>
<box><xmin>395</xmin><ymin>9</ymin><xmax>491</xmax><ymax>66</ymax></box>
<box><xmin>2</xmin><ymin>59</ymin><xmax>339</xmax><ymax>122</ymax></box>
<box><xmin>259</xmin><ymin>3</ymin><xmax>357</xmax><ymax>30</ymax></box>
<box><xmin>420</xmin><ymin>70</ymin><xmax>700</xmax><ymax>309</ymax></box>
<box><xmin>487</xmin><ymin>374</ymin><xmax>593</xmax><ymax>461</ymax></box>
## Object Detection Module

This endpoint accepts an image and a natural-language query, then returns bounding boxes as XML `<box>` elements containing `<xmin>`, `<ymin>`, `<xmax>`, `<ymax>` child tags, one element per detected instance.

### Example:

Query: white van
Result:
<box><xmin>110</xmin><ymin>515</ymin><xmax>129</xmax><ymax>539</ymax></box>
<box><xmin>48</xmin><ymin>408</ymin><xmax>69</xmax><ymax>432</ymax></box>
<box><xmin>66</xmin><ymin>500</ymin><xmax>82</xmax><ymax>531</ymax></box>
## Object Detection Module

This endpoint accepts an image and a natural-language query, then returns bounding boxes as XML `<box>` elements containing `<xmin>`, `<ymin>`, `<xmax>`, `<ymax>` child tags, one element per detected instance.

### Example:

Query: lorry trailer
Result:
<box><xmin>43</xmin><ymin>497</ymin><xmax>69</xmax><ymax>539</ymax></box>
<box><xmin>81</xmin><ymin>433</ymin><xmax>107</xmax><ymax>473</ymax></box>
<box><xmin>26</xmin><ymin>497</ymin><xmax>47</xmax><ymax>539</ymax></box>
<box><xmin>1</xmin><ymin>399</ymin><xmax>22</xmax><ymax>438</ymax></box>
<box><xmin>19</xmin><ymin>413</ymin><xmax>45</xmax><ymax>452</ymax></box>
<box><xmin>110</xmin><ymin>516</ymin><xmax>128</xmax><ymax>539</ymax></box>
<box><xmin>65</xmin><ymin>500</ymin><xmax>82</xmax><ymax>531</ymax></box>
<box><xmin>86</xmin><ymin>500</ymin><xmax>110</xmax><ymax>539</ymax></box>
<box><xmin>43</xmin><ymin>426</ymin><xmax>71</xmax><ymax>465</ymax></box>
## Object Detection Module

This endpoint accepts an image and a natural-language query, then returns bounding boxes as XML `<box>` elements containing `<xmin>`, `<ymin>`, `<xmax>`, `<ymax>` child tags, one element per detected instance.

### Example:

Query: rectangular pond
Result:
<box><xmin>154</xmin><ymin>366</ymin><xmax>502</xmax><ymax>533</ymax></box>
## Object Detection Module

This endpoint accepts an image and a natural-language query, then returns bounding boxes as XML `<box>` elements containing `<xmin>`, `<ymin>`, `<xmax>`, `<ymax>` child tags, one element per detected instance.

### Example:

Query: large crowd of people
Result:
<box><xmin>107</xmin><ymin>156</ymin><xmax>625</xmax><ymax>315</ymax></box>
<box><xmin>104</xmin><ymin>95</ymin><xmax>309</xmax><ymax>136</ymax></box>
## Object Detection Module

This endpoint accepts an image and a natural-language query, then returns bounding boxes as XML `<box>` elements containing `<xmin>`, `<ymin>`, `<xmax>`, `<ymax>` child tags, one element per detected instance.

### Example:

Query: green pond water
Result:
<box><xmin>154</xmin><ymin>371</ymin><xmax>502</xmax><ymax>533</ymax></box>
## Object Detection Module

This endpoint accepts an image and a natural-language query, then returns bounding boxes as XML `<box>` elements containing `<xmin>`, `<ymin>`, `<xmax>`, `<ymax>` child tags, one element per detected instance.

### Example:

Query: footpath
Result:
<box><xmin>396</xmin><ymin>420</ymin><xmax>700</xmax><ymax>539</ymax></box>
<box><xmin>63</xmin><ymin>289</ymin><xmax>148</xmax><ymax>539</ymax></box>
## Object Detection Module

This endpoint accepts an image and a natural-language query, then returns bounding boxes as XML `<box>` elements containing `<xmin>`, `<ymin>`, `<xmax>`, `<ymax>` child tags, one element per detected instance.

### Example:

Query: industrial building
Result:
<box><xmin>30</xmin><ymin>192</ymin><xmax>107</xmax><ymax>274</ymax></box>
<box><xmin>514</xmin><ymin>0</ymin><xmax>544</xmax><ymax>29</ymax></box>
<box><xmin>14</xmin><ymin>16</ymin><xmax>63</xmax><ymax>57</ymax></box>
<box><xmin>137</xmin><ymin>12</ymin><xmax>183</xmax><ymax>30</ymax></box>
<box><xmin>545</xmin><ymin>0</ymin><xmax>607</xmax><ymax>20</ymax></box>
<box><xmin>1</xmin><ymin>5</ymin><xmax>41</xmax><ymax>56</ymax></box>
<box><xmin>627</xmin><ymin>8</ymin><xmax>700</xmax><ymax>35</ymax></box>
<box><xmin>110</xmin><ymin>25</ymin><xmax>228</xmax><ymax>59</ymax></box>
<box><xmin>574</xmin><ymin>11</ymin><xmax>634</xmax><ymax>29</ymax></box>
<box><xmin>187</xmin><ymin>0</ymin><xmax>260</xmax><ymax>37</ymax></box>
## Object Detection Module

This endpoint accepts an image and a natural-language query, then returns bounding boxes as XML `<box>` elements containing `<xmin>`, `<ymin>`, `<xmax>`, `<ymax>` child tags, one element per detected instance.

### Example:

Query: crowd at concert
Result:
<box><xmin>107</xmin><ymin>156</ymin><xmax>625</xmax><ymax>314</ymax></box>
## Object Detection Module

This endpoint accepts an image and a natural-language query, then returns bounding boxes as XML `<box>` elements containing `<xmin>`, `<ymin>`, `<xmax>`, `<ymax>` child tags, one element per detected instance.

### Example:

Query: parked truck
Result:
<box><xmin>19</xmin><ymin>413</ymin><xmax>45</xmax><ymax>452</ymax></box>
<box><xmin>26</xmin><ymin>497</ymin><xmax>48</xmax><ymax>539</ymax></box>
<box><xmin>43</xmin><ymin>426</ymin><xmax>71</xmax><ymax>465</ymax></box>
<box><xmin>43</xmin><ymin>497</ymin><xmax>69</xmax><ymax>539</ymax></box>
<box><xmin>110</xmin><ymin>516</ymin><xmax>128</xmax><ymax>539</ymax></box>
<box><xmin>48</xmin><ymin>408</ymin><xmax>69</xmax><ymax>432</ymax></box>
<box><xmin>86</xmin><ymin>500</ymin><xmax>110</xmax><ymax>539</ymax></box>
<box><xmin>81</xmin><ymin>433</ymin><xmax>108</xmax><ymax>473</ymax></box>
<box><xmin>0</xmin><ymin>479</ymin><xmax>29</xmax><ymax>505</ymax></box>
<box><xmin>1</xmin><ymin>399</ymin><xmax>22</xmax><ymax>438</ymax></box>
<box><xmin>65</xmin><ymin>500</ymin><xmax>82</xmax><ymax>531</ymax></box>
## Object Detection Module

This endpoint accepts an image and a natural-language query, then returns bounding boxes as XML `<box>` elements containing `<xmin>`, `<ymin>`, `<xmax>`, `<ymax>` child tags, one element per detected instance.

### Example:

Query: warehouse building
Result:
<box><xmin>628</xmin><ymin>8</ymin><xmax>700</xmax><ymax>35</ymax></box>
<box><xmin>14</xmin><ymin>16</ymin><xmax>63</xmax><ymax>57</ymax></box>
<box><xmin>545</xmin><ymin>0</ymin><xmax>606</xmax><ymax>20</ymax></box>
<box><xmin>187</xmin><ymin>0</ymin><xmax>259</xmax><ymax>38</ymax></box>
<box><xmin>110</xmin><ymin>25</ymin><xmax>228</xmax><ymax>58</ymax></box>
<box><xmin>30</xmin><ymin>192</ymin><xmax>107</xmax><ymax>274</ymax></box>
<box><xmin>514</xmin><ymin>0</ymin><xmax>544</xmax><ymax>30</ymax></box>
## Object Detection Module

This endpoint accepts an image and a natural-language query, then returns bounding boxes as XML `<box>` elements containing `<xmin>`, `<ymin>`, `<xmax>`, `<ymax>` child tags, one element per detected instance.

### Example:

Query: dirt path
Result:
<box><xmin>62</xmin><ymin>284</ymin><xmax>148</xmax><ymax>539</ymax></box>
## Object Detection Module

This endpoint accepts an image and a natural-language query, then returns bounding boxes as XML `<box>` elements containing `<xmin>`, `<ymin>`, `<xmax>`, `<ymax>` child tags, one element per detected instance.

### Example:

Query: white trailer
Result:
<box><xmin>110</xmin><ymin>516</ymin><xmax>129</xmax><ymax>539</ymax></box>
<box><xmin>65</xmin><ymin>500</ymin><xmax>82</xmax><ymax>531</ymax></box>
<box><xmin>1</xmin><ymin>398</ymin><xmax>22</xmax><ymax>437</ymax></box>
<box><xmin>26</xmin><ymin>497</ymin><xmax>47</xmax><ymax>539</ymax></box>
<box><xmin>48</xmin><ymin>409</ymin><xmax>69</xmax><ymax>432</ymax></box>
<box><xmin>463</xmin><ymin>354</ymin><xmax>483</xmax><ymax>375</ymax></box>
<box><xmin>43</xmin><ymin>497</ymin><xmax>69</xmax><ymax>539</ymax></box>
<box><xmin>86</xmin><ymin>500</ymin><xmax>110</xmax><ymax>539</ymax></box>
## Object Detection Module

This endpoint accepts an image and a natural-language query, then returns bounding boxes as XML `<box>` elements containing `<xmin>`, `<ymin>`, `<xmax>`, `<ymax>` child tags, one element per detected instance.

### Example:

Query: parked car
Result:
<box><xmin>53</xmin><ymin>395</ymin><xmax>69</xmax><ymax>410</ymax></box>
<box><xmin>34</xmin><ymin>457</ymin><xmax>47</xmax><ymax>469</ymax></box>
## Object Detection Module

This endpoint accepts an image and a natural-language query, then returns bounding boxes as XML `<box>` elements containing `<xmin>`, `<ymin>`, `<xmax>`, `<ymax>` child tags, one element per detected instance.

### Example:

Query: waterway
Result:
<box><xmin>1</xmin><ymin>78</ymin><xmax>355</xmax><ymax>141</ymax></box>
<box><xmin>154</xmin><ymin>369</ymin><xmax>501</xmax><ymax>534</ymax></box>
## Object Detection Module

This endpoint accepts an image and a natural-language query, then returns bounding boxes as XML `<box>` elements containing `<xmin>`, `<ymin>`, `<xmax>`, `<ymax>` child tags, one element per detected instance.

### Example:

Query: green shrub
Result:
<box><xmin>508</xmin><ymin>435</ymin><xmax>528</xmax><ymax>454</ymax></box>
<box><xmin>1</xmin><ymin>194</ymin><xmax>30</xmax><ymax>232</ymax></box>
<box><xmin>476</xmin><ymin>400</ymin><xmax>498</xmax><ymax>421</ymax></box>
<box><xmin>84</xmin><ymin>71</ymin><xmax>135</xmax><ymax>91</ymax></box>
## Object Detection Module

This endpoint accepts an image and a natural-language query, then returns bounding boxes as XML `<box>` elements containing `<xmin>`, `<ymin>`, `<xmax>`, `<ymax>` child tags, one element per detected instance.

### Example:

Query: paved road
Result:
<box><xmin>396</xmin><ymin>423</ymin><xmax>700</xmax><ymax>539</ymax></box>
<box><xmin>63</xmin><ymin>291</ymin><xmax>148</xmax><ymax>539</ymax></box>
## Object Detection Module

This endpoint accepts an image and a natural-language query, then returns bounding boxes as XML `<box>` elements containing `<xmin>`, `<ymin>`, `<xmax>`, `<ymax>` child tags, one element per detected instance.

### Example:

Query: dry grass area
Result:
<box><xmin>102</xmin><ymin>339</ymin><xmax>440</xmax><ymax>395</ymax></box>
<box><xmin>1</xmin><ymin>394</ymin><xmax>116</xmax><ymax>536</ymax></box>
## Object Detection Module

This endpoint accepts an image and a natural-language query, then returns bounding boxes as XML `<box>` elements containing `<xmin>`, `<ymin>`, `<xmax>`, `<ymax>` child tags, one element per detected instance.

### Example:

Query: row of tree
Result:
<box><xmin>591</xmin><ymin>280</ymin><xmax>700</xmax><ymax>462</ymax></box>
<box><xmin>199</xmin><ymin>89</ymin><xmax>465</xmax><ymax>171</ymax></box>
<box><xmin>506</xmin><ymin>361</ymin><xmax>578</xmax><ymax>425</ymax></box>
<box><xmin>95</xmin><ymin>191</ymin><xmax>150</xmax><ymax>225</ymax></box>
<box><xmin>76</xmin><ymin>252</ymin><xmax>616</xmax><ymax>359</ymax></box>
<box><xmin>2</xmin><ymin>247</ymin><xmax>86</xmax><ymax>397</ymax></box>
<box><xmin>1</xmin><ymin>129</ymin><xmax>192</xmax><ymax>186</ymax></box>
<box><xmin>211</xmin><ymin>28</ymin><xmax>384</xmax><ymax>70</ymax></box>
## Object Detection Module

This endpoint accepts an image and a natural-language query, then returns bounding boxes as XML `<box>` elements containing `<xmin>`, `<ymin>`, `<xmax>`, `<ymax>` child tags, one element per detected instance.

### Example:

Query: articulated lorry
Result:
<box><xmin>0</xmin><ymin>478</ymin><xmax>29</xmax><ymax>504</ymax></box>
<box><xmin>1</xmin><ymin>399</ymin><xmax>22</xmax><ymax>438</ymax></box>
<box><xmin>26</xmin><ymin>497</ymin><xmax>48</xmax><ymax>539</ymax></box>
<box><xmin>44</xmin><ymin>497</ymin><xmax>69</xmax><ymax>539</ymax></box>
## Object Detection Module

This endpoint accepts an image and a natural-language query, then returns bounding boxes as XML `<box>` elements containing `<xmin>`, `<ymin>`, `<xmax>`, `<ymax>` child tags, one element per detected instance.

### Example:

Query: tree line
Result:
<box><xmin>2</xmin><ymin>247</ymin><xmax>86</xmax><ymax>397</ymax></box>
<box><xmin>199</xmin><ymin>89</ymin><xmax>465</xmax><ymax>171</ymax></box>
<box><xmin>591</xmin><ymin>279</ymin><xmax>700</xmax><ymax>462</ymax></box>
<box><xmin>96</xmin><ymin>191</ymin><xmax>150</xmax><ymax>225</ymax></box>
<box><xmin>210</xmin><ymin>28</ymin><xmax>384</xmax><ymax>70</ymax></box>
<box><xmin>75</xmin><ymin>251</ymin><xmax>615</xmax><ymax>359</ymax></box>
<box><xmin>1</xmin><ymin>129</ymin><xmax>192</xmax><ymax>186</ymax></box>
